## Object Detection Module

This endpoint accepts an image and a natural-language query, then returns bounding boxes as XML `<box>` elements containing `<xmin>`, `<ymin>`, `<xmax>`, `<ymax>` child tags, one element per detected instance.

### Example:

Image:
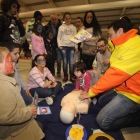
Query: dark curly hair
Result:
<box><xmin>84</xmin><ymin>10</ymin><xmax>102</xmax><ymax>36</ymax></box>
<box><xmin>0</xmin><ymin>41</ymin><xmax>20</xmax><ymax>52</ymax></box>
<box><xmin>1</xmin><ymin>0</ymin><xmax>20</xmax><ymax>12</ymax></box>
<box><xmin>74</xmin><ymin>61</ymin><xmax>87</xmax><ymax>74</ymax></box>
<box><xmin>108</xmin><ymin>19</ymin><xmax>132</xmax><ymax>33</ymax></box>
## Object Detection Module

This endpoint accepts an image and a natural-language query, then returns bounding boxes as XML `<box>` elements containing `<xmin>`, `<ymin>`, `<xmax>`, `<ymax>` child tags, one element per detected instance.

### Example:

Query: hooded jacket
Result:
<box><xmin>88</xmin><ymin>29</ymin><xmax>140</xmax><ymax>104</ymax></box>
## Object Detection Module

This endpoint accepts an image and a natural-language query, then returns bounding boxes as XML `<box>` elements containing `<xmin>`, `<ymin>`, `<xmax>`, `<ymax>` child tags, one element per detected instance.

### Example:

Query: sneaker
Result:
<box><xmin>57</xmin><ymin>74</ymin><xmax>61</xmax><ymax>78</ymax></box>
<box><xmin>70</xmin><ymin>77</ymin><xmax>76</xmax><ymax>83</ymax></box>
<box><xmin>63</xmin><ymin>77</ymin><xmax>68</xmax><ymax>82</ymax></box>
<box><xmin>46</xmin><ymin>95</ymin><xmax>54</xmax><ymax>105</ymax></box>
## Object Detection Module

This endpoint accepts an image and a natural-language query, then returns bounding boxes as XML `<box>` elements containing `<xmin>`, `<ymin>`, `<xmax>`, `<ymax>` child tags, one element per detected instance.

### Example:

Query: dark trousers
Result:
<box><xmin>46</xmin><ymin>63</ymin><xmax>55</xmax><ymax>75</ymax></box>
<box><xmin>82</xmin><ymin>54</ymin><xmax>95</xmax><ymax>70</ymax></box>
<box><xmin>29</xmin><ymin>81</ymin><xmax>62</xmax><ymax>98</ymax></box>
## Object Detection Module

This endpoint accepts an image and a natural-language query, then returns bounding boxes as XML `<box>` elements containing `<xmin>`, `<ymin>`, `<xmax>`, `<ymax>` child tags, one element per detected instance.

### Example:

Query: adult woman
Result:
<box><xmin>81</xmin><ymin>10</ymin><xmax>102</xmax><ymax>70</ymax></box>
<box><xmin>27</xmin><ymin>54</ymin><xmax>62</xmax><ymax>105</ymax></box>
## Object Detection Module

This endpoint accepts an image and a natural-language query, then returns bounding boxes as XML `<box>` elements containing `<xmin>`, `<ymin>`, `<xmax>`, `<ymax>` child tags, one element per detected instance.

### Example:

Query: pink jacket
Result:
<box><xmin>31</xmin><ymin>34</ymin><xmax>47</xmax><ymax>59</ymax></box>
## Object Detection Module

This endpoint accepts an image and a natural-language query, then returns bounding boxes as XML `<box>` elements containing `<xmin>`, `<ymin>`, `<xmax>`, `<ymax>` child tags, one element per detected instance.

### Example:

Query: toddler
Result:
<box><xmin>74</xmin><ymin>61</ymin><xmax>92</xmax><ymax>92</ymax></box>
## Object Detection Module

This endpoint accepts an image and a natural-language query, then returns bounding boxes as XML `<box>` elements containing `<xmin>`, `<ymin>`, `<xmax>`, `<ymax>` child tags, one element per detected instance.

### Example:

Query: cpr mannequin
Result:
<box><xmin>60</xmin><ymin>90</ymin><xmax>91</xmax><ymax>124</ymax></box>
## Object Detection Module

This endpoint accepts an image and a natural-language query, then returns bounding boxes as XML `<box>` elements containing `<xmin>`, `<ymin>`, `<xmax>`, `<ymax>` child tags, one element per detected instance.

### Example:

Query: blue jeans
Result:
<box><xmin>96</xmin><ymin>90</ymin><xmax>140</xmax><ymax>130</ymax></box>
<box><xmin>60</xmin><ymin>47</ymin><xmax>75</xmax><ymax>78</ymax></box>
<box><xmin>56</xmin><ymin>48</ymin><xmax>62</xmax><ymax>75</ymax></box>
<box><xmin>21</xmin><ymin>88</ymin><xmax>33</xmax><ymax>106</ymax></box>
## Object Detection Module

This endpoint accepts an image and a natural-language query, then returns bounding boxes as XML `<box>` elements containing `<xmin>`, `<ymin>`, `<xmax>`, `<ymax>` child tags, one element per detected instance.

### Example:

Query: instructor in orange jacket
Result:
<box><xmin>79</xmin><ymin>19</ymin><xmax>140</xmax><ymax>130</ymax></box>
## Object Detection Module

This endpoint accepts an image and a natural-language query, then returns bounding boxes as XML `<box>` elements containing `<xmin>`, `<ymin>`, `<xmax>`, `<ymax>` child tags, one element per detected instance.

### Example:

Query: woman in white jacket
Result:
<box><xmin>57</xmin><ymin>12</ymin><xmax>78</xmax><ymax>83</ymax></box>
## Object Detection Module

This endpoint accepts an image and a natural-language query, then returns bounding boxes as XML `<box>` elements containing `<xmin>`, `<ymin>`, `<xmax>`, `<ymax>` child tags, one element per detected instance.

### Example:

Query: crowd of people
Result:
<box><xmin>0</xmin><ymin>0</ymin><xmax>140</xmax><ymax>139</ymax></box>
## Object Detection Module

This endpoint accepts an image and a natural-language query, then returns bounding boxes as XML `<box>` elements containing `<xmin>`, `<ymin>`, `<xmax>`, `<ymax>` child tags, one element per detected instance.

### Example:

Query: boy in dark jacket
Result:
<box><xmin>44</xmin><ymin>30</ymin><xmax>56</xmax><ymax>75</ymax></box>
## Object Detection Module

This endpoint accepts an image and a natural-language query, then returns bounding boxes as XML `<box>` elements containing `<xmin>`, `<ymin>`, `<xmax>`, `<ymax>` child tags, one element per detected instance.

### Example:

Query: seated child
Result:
<box><xmin>4</xmin><ymin>42</ymin><xmax>32</xmax><ymax>106</ymax></box>
<box><xmin>0</xmin><ymin>47</ymin><xmax>44</xmax><ymax>140</ymax></box>
<box><xmin>27</xmin><ymin>54</ymin><xmax>62</xmax><ymax>105</ymax></box>
<box><xmin>74</xmin><ymin>61</ymin><xmax>92</xmax><ymax>92</ymax></box>
<box><xmin>44</xmin><ymin>30</ymin><xmax>56</xmax><ymax>75</ymax></box>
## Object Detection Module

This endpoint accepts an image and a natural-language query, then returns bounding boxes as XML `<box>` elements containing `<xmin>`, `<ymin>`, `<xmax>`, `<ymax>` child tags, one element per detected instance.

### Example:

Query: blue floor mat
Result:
<box><xmin>36</xmin><ymin>83</ymin><xmax>124</xmax><ymax>140</ymax></box>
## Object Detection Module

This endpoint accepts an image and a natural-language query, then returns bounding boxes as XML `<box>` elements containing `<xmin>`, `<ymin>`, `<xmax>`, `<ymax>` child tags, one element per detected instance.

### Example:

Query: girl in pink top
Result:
<box><xmin>74</xmin><ymin>62</ymin><xmax>92</xmax><ymax>92</ymax></box>
<box><xmin>31</xmin><ymin>22</ymin><xmax>47</xmax><ymax>59</ymax></box>
<box><xmin>28</xmin><ymin>55</ymin><xmax>62</xmax><ymax>105</ymax></box>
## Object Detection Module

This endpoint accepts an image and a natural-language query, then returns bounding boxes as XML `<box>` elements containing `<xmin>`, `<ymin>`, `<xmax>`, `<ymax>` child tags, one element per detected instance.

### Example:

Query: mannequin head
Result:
<box><xmin>60</xmin><ymin>90</ymin><xmax>91</xmax><ymax>124</ymax></box>
<box><xmin>60</xmin><ymin>103</ymin><xmax>76</xmax><ymax>124</ymax></box>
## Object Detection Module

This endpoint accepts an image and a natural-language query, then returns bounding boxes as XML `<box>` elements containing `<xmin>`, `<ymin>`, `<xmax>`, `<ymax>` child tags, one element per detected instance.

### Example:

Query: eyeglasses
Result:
<box><xmin>97</xmin><ymin>44</ymin><xmax>106</xmax><ymax>49</ymax></box>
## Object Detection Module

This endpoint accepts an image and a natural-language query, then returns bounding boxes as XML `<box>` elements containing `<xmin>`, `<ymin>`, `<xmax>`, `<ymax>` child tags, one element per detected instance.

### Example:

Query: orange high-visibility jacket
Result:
<box><xmin>89</xmin><ymin>29</ymin><xmax>140</xmax><ymax>104</ymax></box>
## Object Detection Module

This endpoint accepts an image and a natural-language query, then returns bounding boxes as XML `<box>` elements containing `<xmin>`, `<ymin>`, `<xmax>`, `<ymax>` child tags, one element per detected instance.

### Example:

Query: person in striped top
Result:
<box><xmin>28</xmin><ymin>54</ymin><xmax>62</xmax><ymax>105</ymax></box>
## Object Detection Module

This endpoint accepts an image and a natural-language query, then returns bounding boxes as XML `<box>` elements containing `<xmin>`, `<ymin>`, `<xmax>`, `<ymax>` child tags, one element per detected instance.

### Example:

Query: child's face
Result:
<box><xmin>46</xmin><ymin>32</ymin><xmax>53</xmax><ymax>40</ymax></box>
<box><xmin>35</xmin><ymin>56</ymin><xmax>46</xmax><ymax>68</ymax></box>
<box><xmin>10</xmin><ymin>48</ymin><xmax>20</xmax><ymax>62</ymax></box>
<box><xmin>74</xmin><ymin>70</ymin><xmax>83</xmax><ymax>78</ymax></box>
<box><xmin>36</xmin><ymin>25</ymin><xmax>42</xmax><ymax>35</ymax></box>
<box><xmin>0</xmin><ymin>53</ymin><xmax>14</xmax><ymax>75</ymax></box>
<box><xmin>64</xmin><ymin>14</ymin><xmax>71</xmax><ymax>25</ymax></box>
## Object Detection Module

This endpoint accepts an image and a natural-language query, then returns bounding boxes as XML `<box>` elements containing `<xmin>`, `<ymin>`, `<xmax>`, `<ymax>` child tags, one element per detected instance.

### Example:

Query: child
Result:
<box><xmin>44</xmin><ymin>30</ymin><xmax>56</xmax><ymax>75</ymax></box>
<box><xmin>0</xmin><ymin>47</ymin><xmax>44</xmax><ymax>139</ymax></box>
<box><xmin>5</xmin><ymin>42</ymin><xmax>33</xmax><ymax>106</ymax></box>
<box><xmin>31</xmin><ymin>21</ymin><xmax>47</xmax><ymax>64</ymax></box>
<box><xmin>74</xmin><ymin>61</ymin><xmax>92</xmax><ymax>92</ymax></box>
<box><xmin>57</xmin><ymin>12</ymin><xmax>78</xmax><ymax>83</ymax></box>
<box><xmin>27</xmin><ymin>54</ymin><xmax>62</xmax><ymax>105</ymax></box>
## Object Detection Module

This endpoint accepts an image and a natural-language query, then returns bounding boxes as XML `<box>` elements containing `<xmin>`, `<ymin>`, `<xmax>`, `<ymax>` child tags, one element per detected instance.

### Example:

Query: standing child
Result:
<box><xmin>31</xmin><ymin>21</ymin><xmax>47</xmax><ymax>65</ymax></box>
<box><xmin>57</xmin><ymin>12</ymin><xmax>78</xmax><ymax>83</ymax></box>
<box><xmin>44</xmin><ymin>30</ymin><xmax>56</xmax><ymax>75</ymax></box>
<box><xmin>73</xmin><ymin>61</ymin><xmax>92</xmax><ymax>92</ymax></box>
